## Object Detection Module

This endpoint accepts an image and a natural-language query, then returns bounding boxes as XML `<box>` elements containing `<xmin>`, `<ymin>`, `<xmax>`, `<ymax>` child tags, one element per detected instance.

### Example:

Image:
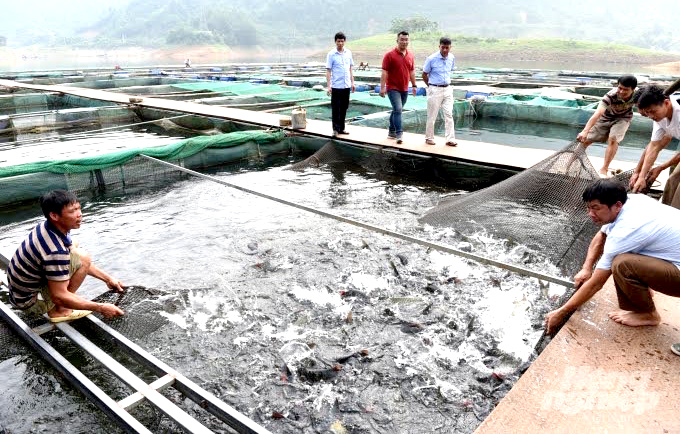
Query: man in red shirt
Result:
<box><xmin>380</xmin><ymin>31</ymin><xmax>417</xmax><ymax>144</ymax></box>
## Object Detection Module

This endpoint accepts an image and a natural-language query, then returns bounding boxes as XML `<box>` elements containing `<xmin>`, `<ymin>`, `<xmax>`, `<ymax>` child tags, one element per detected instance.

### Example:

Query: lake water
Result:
<box><xmin>0</xmin><ymin>130</ymin><xmax>568</xmax><ymax>432</ymax></box>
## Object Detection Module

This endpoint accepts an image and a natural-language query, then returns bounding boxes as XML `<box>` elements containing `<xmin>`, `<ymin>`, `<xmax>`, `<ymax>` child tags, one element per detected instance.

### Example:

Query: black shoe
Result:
<box><xmin>396</xmin><ymin>137</ymin><xmax>403</xmax><ymax>144</ymax></box>
<box><xmin>332</xmin><ymin>131</ymin><xmax>338</xmax><ymax>137</ymax></box>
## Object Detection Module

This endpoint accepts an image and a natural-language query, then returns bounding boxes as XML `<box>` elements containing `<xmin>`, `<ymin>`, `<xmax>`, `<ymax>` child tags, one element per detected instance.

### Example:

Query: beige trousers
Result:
<box><xmin>662</xmin><ymin>164</ymin><xmax>680</xmax><ymax>209</ymax></box>
<box><xmin>425</xmin><ymin>85</ymin><xmax>455</xmax><ymax>142</ymax></box>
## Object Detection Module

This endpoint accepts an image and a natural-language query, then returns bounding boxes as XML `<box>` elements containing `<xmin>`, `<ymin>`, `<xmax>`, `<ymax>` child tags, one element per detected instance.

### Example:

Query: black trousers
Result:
<box><xmin>331</xmin><ymin>87</ymin><xmax>351</xmax><ymax>133</ymax></box>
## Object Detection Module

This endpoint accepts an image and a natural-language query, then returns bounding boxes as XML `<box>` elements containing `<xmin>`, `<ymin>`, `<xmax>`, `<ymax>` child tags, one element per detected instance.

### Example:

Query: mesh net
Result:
<box><xmin>289</xmin><ymin>141</ymin><xmax>350</xmax><ymax>170</ymax></box>
<box><xmin>0</xmin><ymin>130</ymin><xmax>288</xmax><ymax>206</ymax></box>
<box><xmin>90</xmin><ymin>286</ymin><xmax>170</xmax><ymax>341</ymax></box>
<box><xmin>419</xmin><ymin>140</ymin><xmax>632</xmax><ymax>276</ymax></box>
<box><xmin>288</xmin><ymin>140</ymin><xmax>440</xmax><ymax>176</ymax></box>
<box><xmin>474</xmin><ymin>97</ymin><xmax>653</xmax><ymax>133</ymax></box>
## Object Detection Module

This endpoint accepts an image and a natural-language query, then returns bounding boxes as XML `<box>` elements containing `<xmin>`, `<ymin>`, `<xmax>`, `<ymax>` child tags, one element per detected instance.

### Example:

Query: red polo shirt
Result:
<box><xmin>382</xmin><ymin>48</ymin><xmax>414</xmax><ymax>92</ymax></box>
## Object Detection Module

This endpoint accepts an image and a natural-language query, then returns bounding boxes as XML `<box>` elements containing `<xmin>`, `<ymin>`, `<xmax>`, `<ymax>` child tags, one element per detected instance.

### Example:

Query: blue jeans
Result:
<box><xmin>387</xmin><ymin>90</ymin><xmax>408</xmax><ymax>137</ymax></box>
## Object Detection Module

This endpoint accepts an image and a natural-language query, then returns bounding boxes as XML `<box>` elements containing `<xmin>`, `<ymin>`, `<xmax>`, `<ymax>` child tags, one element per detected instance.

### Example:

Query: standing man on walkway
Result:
<box><xmin>380</xmin><ymin>31</ymin><xmax>417</xmax><ymax>144</ymax></box>
<box><xmin>576</xmin><ymin>75</ymin><xmax>638</xmax><ymax>177</ymax></box>
<box><xmin>630</xmin><ymin>85</ymin><xmax>680</xmax><ymax>208</ymax></box>
<box><xmin>422</xmin><ymin>37</ymin><xmax>456</xmax><ymax>147</ymax></box>
<box><xmin>6</xmin><ymin>190</ymin><xmax>125</xmax><ymax>322</ymax></box>
<box><xmin>326</xmin><ymin>32</ymin><xmax>355</xmax><ymax>137</ymax></box>
<box><xmin>545</xmin><ymin>180</ymin><xmax>680</xmax><ymax>347</ymax></box>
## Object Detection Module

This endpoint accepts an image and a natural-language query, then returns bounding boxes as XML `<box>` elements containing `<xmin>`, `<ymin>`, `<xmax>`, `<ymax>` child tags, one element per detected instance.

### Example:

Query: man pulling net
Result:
<box><xmin>545</xmin><ymin>179</ymin><xmax>680</xmax><ymax>355</ymax></box>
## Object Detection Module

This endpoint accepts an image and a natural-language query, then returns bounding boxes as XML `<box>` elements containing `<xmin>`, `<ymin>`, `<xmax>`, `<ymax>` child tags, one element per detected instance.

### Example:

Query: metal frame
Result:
<box><xmin>0</xmin><ymin>255</ymin><xmax>271</xmax><ymax>434</ymax></box>
<box><xmin>0</xmin><ymin>301</ymin><xmax>153</xmax><ymax>434</ymax></box>
<box><xmin>85</xmin><ymin>315</ymin><xmax>271</xmax><ymax>433</ymax></box>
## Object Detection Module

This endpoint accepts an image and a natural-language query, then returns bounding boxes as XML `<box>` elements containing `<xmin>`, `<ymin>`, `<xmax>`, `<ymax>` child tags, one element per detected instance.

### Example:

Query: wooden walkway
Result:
<box><xmin>475</xmin><ymin>278</ymin><xmax>680</xmax><ymax>434</ymax></box>
<box><xmin>2</xmin><ymin>79</ymin><xmax>677</xmax><ymax>433</ymax></box>
<box><xmin>0</xmin><ymin>79</ymin><xmax>666</xmax><ymax>189</ymax></box>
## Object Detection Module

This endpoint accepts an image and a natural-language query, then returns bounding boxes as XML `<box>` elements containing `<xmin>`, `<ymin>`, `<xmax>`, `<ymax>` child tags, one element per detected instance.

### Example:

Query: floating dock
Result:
<box><xmin>475</xmin><ymin>278</ymin><xmax>680</xmax><ymax>434</ymax></box>
<box><xmin>0</xmin><ymin>79</ymin><xmax>667</xmax><ymax>189</ymax></box>
<box><xmin>1</xmin><ymin>76</ymin><xmax>677</xmax><ymax>433</ymax></box>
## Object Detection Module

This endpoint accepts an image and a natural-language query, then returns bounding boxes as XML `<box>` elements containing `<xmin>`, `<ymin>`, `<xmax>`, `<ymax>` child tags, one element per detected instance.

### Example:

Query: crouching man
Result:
<box><xmin>6</xmin><ymin>190</ymin><xmax>125</xmax><ymax>322</ymax></box>
<box><xmin>545</xmin><ymin>180</ymin><xmax>680</xmax><ymax>354</ymax></box>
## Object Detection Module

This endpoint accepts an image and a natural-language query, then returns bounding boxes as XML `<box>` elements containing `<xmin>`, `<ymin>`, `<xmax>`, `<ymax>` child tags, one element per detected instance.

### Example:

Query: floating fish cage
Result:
<box><xmin>0</xmin><ymin>65</ymin><xmax>677</xmax><ymax>432</ymax></box>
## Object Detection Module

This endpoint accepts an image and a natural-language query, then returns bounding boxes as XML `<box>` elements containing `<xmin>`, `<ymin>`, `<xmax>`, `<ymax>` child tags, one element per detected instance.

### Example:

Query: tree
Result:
<box><xmin>389</xmin><ymin>16</ymin><xmax>438</xmax><ymax>33</ymax></box>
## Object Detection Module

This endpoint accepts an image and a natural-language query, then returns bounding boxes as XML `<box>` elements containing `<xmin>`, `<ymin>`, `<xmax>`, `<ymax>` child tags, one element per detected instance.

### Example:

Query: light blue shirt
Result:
<box><xmin>326</xmin><ymin>48</ymin><xmax>353</xmax><ymax>89</ymax></box>
<box><xmin>596</xmin><ymin>194</ymin><xmax>680</xmax><ymax>270</ymax></box>
<box><xmin>422</xmin><ymin>51</ymin><xmax>455</xmax><ymax>85</ymax></box>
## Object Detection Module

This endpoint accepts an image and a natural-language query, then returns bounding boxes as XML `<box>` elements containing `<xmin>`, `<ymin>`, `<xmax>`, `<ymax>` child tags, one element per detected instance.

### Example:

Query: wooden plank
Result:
<box><xmin>0</xmin><ymin>301</ymin><xmax>152</xmax><ymax>434</ymax></box>
<box><xmin>474</xmin><ymin>279</ymin><xmax>680</xmax><ymax>434</ymax></box>
<box><xmin>0</xmin><ymin>79</ymin><xmax>666</xmax><ymax>189</ymax></box>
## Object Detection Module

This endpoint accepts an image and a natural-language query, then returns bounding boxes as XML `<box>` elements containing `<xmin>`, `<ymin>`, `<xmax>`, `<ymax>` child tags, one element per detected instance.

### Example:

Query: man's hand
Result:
<box><xmin>379</xmin><ymin>88</ymin><xmax>386</xmax><ymax>98</ymax></box>
<box><xmin>544</xmin><ymin>307</ymin><xmax>569</xmax><ymax>335</ymax></box>
<box><xmin>647</xmin><ymin>166</ymin><xmax>664</xmax><ymax>185</ymax></box>
<box><xmin>327</xmin><ymin>88</ymin><xmax>332</xmax><ymax>96</ymax></box>
<box><xmin>576</xmin><ymin>130</ymin><xmax>588</xmax><ymax>142</ymax></box>
<box><xmin>632</xmin><ymin>174</ymin><xmax>648</xmax><ymax>194</ymax></box>
<box><xmin>411</xmin><ymin>86</ymin><xmax>417</xmax><ymax>96</ymax></box>
<box><xmin>351</xmin><ymin>85</ymin><xmax>355</xmax><ymax>93</ymax></box>
<box><xmin>629</xmin><ymin>172</ymin><xmax>639</xmax><ymax>190</ymax></box>
<box><xmin>573</xmin><ymin>269</ymin><xmax>592</xmax><ymax>289</ymax></box>
<box><xmin>106</xmin><ymin>277</ymin><xmax>125</xmax><ymax>293</ymax></box>
<box><xmin>98</xmin><ymin>303</ymin><xmax>124</xmax><ymax>318</ymax></box>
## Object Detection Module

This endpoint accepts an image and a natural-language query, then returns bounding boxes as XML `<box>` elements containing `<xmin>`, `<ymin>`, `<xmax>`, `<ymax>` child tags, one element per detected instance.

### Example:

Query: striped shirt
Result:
<box><xmin>599</xmin><ymin>88</ymin><xmax>635</xmax><ymax>122</ymax></box>
<box><xmin>7</xmin><ymin>221</ymin><xmax>72</xmax><ymax>308</ymax></box>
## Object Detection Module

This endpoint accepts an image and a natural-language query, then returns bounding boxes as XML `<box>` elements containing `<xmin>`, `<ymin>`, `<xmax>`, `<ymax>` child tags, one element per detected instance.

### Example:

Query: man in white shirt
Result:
<box><xmin>326</xmin><ymin>32</ymin><xmax>355</xmax><ymax>137</ymax></box>
<box><xmin>630</xmin><ymin>85</ymin><xmax>680</xmax><ymax>208</ymax></box>
<box><xmin>422</xmin><ymin>37</ymin><xmax>456</xmax><ymax>147</ymax></box>
<box><xmin>545</xmin><ymin>180</ymin><xmax>680</xmax><ymax>349</ymax></box>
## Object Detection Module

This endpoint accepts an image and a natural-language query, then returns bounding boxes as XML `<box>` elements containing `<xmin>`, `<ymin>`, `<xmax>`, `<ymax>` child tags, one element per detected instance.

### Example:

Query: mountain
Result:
<box><xmin>2</xmin><ymin>0</ymin><xmax>679</xmax><ymax>52</ymax></box>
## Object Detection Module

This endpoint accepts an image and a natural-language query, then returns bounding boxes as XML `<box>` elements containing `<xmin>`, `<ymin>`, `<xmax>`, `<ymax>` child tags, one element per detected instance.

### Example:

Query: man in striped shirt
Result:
<box><xmin>6</xmin><ymin>190</ymin><xmax>124</xmax><ymax>322</ymax></box>
<box><xmin>577</xmin><ymin>75</ymin><xmax>638</xmax><ymax>177</ymax></box>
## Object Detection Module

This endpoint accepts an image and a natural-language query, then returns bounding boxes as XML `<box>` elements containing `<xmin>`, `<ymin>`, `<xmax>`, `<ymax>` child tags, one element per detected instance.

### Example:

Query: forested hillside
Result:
<box><xmin>2</xmin><ymin>0</ymin><xmax>679</xmax><ymax>51</ymax></box>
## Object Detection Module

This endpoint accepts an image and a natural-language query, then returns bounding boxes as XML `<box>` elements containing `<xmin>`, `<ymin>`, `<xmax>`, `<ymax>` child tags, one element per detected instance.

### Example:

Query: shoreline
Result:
<box><xmin>1</xmin><ymin>45</ymin><xmax>678</xmax><ymax>74</ymax></box>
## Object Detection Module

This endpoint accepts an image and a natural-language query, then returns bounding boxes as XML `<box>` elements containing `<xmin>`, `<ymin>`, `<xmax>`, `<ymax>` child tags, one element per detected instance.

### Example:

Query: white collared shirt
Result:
<box><xmin>651</xmin><ymin>98</ymin><xmax>680</xmax><ymax>141</ymax></box>
<box><xmin>597</xmin><ymin>194</ymin><xmax>680</xmax><ymax>270</ymax></box>
<box><xmin>326</xmin><ymin>48</ymin><xmax>353</xmax><ymax>89</ymax></box>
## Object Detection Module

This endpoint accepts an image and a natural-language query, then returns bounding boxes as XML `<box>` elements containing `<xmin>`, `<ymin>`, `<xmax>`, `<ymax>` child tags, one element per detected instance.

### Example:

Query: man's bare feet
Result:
<box><xmin>608</xmin><ymin>309</ymin><xmax>660</xmax><ymax>327</ymax></box>
<box><xmin>48</xmin><ymin>307</ymin><xmax>72</xmax><ymax>319</ymax></box>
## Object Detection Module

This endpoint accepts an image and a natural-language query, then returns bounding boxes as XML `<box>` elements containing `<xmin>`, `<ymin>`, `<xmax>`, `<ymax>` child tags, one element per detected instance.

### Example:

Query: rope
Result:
<box><xmin>141</xmin><ymin>155</ymin><xmax>574</xmax><ymax>288</ymax></box>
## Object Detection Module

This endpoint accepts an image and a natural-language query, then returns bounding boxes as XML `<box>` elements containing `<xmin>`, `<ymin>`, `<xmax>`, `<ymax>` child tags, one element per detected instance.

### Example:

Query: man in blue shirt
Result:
<box><xmin>422</xmin><ymin>37</ymin><xmax>456</xmax><ymax>147</ymax></box>
<box><xmin>326</xmin><ymin>32</ymin><xmax>355</xmax><ymax>137</ymax></box>
<box><xmin>6</xmin><ymin>190</ymin><xmax>125</xmax><ymax>322</ymax></box>
<box><xmin>545</xmin><ymin>180</ymin><xmax>680</xmax><ymax>355</ymax></box>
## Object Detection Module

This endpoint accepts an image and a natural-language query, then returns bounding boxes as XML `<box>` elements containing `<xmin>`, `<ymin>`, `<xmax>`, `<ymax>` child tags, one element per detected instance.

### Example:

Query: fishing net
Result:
<box><xmin>419</xmin><ymin>140</ymin><xmax>632</xmax><ymax>276</ymax></box>
<box><xmin>0</xmin><ymin>284</ymin><xmax>169</xmax><ymax>363</ymax></box>
<box><xmin>289</xmin><ymin>140</ymin><xmax>435</xmax><ymax>175</ymax></box>
<box><xmin>0</xmin><ymin>130</ymin><xmax>288</xmax><ymax>206</ymax></box>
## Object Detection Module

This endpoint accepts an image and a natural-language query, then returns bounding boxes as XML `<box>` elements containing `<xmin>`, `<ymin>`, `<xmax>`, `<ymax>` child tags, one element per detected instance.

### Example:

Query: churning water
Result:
<box><xmin>0</xmin><ymin>152</ymin><xmax>568</xmax><ymax>433</ymax></box>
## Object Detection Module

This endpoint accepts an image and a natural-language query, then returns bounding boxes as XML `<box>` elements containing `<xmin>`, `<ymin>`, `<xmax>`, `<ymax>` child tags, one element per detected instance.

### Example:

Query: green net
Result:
<box><xmin>485</xmin><ymin>95</ymin><xmax>596</xmax><ymax>108</ymax></box>
<box><xmin>0</xmin><ymin>129</ymin><xmax>290</xmax><ymax>206</ymax></box>
<box><xmin>474</xmin><ymin>97</ymin><xmax>653</xmax><ymax>132</ymax></box>
<box><xmin>0</xmin><ymin>94</ymin><xmax>49</xmax><ymax>115</ymax></box>
<box><xmin>350</xmin><ymin>100</ymin><xmax>470</xmax><ymax>129</ymax></box>
<box><xmin>0</xmin><ymin>130</ymin><xmax>285</xmax><ymax>178</ymax></box>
